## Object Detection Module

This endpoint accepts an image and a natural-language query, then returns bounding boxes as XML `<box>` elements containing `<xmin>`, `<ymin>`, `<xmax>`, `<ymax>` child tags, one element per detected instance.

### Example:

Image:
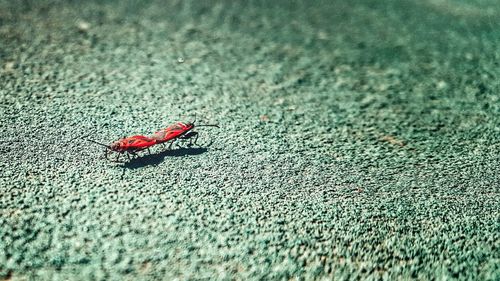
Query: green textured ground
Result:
<box><xmin>1</xmin><ymin>0</ymin><xmax>499</xmax><ymax>280</ymax></box>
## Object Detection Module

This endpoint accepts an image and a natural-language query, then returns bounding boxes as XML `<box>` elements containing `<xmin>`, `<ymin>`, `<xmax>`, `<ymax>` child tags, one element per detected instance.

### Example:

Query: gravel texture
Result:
<box><xmin>1</xmin><ymin>0</ymin><xmax>499</xmax><ymax>280</ymax></box>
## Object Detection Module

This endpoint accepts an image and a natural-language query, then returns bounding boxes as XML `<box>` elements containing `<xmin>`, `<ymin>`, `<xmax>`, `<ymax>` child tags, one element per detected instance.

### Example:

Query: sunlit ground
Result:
<box><xmin>1</xmin><ymin>0</ymin><xmax>499</xmax><ymax>279</ymax></box>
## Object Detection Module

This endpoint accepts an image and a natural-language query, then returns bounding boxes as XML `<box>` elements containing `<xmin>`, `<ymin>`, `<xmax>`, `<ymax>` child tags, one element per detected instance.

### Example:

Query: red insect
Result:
<box><xmin>151</xmin><ymin>119</ymin><xmax>219</xmax><ymax>149</ymax></box>
<box><xmin>86</xmin><ymin>117</ymin><xmax>218</xmax><ymax>162</ymax></box>
<box><xmin>87</xmin><ymin>135</ymin><xmax>156</xmax><ymax>162</ymax></box>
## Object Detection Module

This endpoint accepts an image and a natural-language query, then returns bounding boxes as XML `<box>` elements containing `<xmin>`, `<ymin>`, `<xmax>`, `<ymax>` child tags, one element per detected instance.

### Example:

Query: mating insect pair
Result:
<box><xmin>87</xmin><ymin>118</ymin><xmax>219</xmax><ymax>162</ymax></box>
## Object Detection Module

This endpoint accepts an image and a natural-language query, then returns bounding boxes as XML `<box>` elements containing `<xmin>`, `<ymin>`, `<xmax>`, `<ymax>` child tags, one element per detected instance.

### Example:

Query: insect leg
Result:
<box><xmin>192</xmin><ymin>132</ymin><xmax>199</xmax><ymax>146</ymax></box>
<box><xmin>187</xmin><ymin>132</ymin><xmax>199</xmax><ymax>147</ymax></box>
<box><xmin>179</xmin><ymin>131</ymin><xmax>198</xmax><ymax>147</ymax></box>
<box><xmin>174</xmin><ymin>139</ymin><xmax>184</xmax><ymax>149</ymax></box>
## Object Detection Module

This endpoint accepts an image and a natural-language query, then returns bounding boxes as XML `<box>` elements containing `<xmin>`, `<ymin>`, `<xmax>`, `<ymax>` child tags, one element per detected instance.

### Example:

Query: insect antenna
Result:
<box><xmin>196</xmin><ymin>124</ymin><xmax>220</xmax><ymax>128</ymax></box>
<box><xmin>189</xmin><ymin>113</ymin><xmax>218</xmax><ymax>127</ymax></box>
<box><xmin>86</xmin><ymin>139</ymin><xmax>111</xmax><ymax>149</ymax></box>
<box><xmin>189</xmin><ymin>113</ymin><xmax>197</xmax><ymax>124</ymax></box>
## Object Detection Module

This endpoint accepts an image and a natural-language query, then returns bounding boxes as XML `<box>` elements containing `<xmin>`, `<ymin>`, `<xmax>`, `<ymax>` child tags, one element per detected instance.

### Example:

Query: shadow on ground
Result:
<box><xmin>123</xmin><ymin>147</ymin><xmax>208</xmax><ymax>169</ymax></box>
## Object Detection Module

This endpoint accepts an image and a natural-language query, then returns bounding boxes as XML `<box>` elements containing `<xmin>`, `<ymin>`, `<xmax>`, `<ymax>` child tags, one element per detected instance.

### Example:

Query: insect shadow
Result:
<box><xmin>122</xmin><ymin>146</ymin><xmax>208</xmax><ymax>169</ymax></box>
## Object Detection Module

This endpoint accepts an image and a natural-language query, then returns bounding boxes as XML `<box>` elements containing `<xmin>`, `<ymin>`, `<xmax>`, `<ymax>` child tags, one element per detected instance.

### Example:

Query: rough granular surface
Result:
<box><xmin>1</xmin><ymin>0</ymin><xmax>499</xmax><ymax>280</ymax></box>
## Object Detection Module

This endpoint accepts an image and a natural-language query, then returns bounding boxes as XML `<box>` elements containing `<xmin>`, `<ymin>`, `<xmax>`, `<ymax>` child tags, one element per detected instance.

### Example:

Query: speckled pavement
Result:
<box><xmin>1</xmin><ymin>0</ymin><xmax>499</xmax><ymax>280</ymax></box>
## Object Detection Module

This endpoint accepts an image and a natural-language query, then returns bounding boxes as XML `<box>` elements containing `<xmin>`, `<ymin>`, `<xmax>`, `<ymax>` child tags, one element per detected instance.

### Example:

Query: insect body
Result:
<box><xmin>151</xmin><ymin>121</ymin><xmax>218</xmax><ymax>148</ymax></box>
<box><xmin>86</xmin><ymin>117</ymin><xmax>218</xmax><ymax>162</ymax></box>
<box><xmin>151</xmin><ymin>122</ymin><xmax>196</xmax><ymax>148</ymax></box>
<box><xmin>87</xmin><ymin>135</ymin><xmax>156</xmax><ymax>162</ymax></box>
<box><xmin>151</xmin><ymin>122</ymin><xmax>194</xmax><ymax>144</ymax></box>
